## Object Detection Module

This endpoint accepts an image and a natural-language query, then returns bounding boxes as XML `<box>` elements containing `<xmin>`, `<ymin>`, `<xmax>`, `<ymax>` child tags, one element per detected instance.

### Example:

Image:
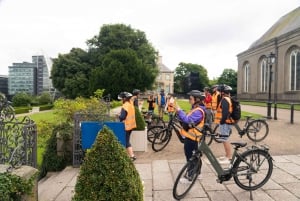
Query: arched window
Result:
<box><xmin>244</xmin><ymin>63</ymin><xmax>249</xmax><ymax>92</ymax></box>
<box><xmin>290</xmin><ymin>50</ymin><xmax>300</xmax><ymax>91</ymax></box>
<box><xmin>260</xmin><ymin>58</ymin><xmax>269</xmax><ymax>92</ymax></box>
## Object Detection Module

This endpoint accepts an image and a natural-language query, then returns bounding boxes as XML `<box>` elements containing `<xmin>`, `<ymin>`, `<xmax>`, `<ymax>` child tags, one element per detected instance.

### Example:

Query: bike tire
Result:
<box><xmin>147</xmin><ymin>126</ymin><xmax>164</xmax><ymax>143</ymax></box>
<box><xmin>246</xmin><ymin>120</ymin><xmax>269</xmax><ymax>142</ymax></box>
<box><xmin>233</xmin><ymin>149</ymin><xmax>273</xmax><ymax>191</ymax></box>
<box><xmin>152</xmin><ymin>129</ymin><xmax>172</xmax><ymax>152</ymax></box>
<box><xmin>173</xmin><ymin>157</ymin><xmax>201</xmax><ymax>200</ymax></box>
<box><xmin>150</xmin><ymin>116</ymin><xmax>166</xmax><ymax>128</ymax></box>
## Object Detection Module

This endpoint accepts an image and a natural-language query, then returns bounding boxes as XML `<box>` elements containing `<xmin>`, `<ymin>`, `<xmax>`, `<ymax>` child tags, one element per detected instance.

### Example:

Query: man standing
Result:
<box><xmin>214</xmin><ymin>84</ymin><xmax>234</xmax><ymax>164</ymax></box>
<box><xmin>157</xmin><ymin>89</ymin><xmax>166</xmax><ymax>119</ymax></box>
<box><xmin>203</xmin><ymin>87</ymin><xmax>213</xmax><ymax>125</ymax></box>
<box><xmin>211</xmin><ymin>85</ymin><xmax>221</xmax><ymax>119</ymax></box>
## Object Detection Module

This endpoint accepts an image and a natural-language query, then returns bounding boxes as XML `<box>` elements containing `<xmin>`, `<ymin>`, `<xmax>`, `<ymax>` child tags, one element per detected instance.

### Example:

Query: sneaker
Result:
<box><xmin>218</xmin><ymin>156</ymin><xmax>227</xmax><ymax>160</ymax></box>
<box><xmin>218</xmin><ymin>158</ymin><xmax>231</xmax><ymax>165</ymax></box>
<box><xmin>131</xmin><ymin>156</ymin><xmax>137</xmax><ymax>161</ymax></box>
<box><xmin>179</xmin><ymin>178</ymin><xmax>192</xmax><ymax>184</ymax></box>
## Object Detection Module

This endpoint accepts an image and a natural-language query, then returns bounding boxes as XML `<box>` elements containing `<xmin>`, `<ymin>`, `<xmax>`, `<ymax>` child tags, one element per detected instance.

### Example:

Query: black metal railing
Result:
<box><xmin>0</xmin><ymin>93</ymin><xmax>37</xmax><ymax>170</ymax></box>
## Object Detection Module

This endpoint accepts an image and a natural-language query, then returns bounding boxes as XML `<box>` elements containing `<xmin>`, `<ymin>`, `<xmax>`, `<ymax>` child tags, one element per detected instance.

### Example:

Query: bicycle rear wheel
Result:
<box><xmin>246</xmin><ymin>120</ymin><xmax>269</xmax><ymax>142</ymax></box>
<box><xmin>150</xmin><ymin>115</ymin><xmax>166</xmax><ymax>128</ymax></box>
<box><xmin>233</xmin><ymin>149</ymin><xmax>273</xmax><ymax>191</ymax></box>
<box><xmin>173</xmin><ymin>157</ymin><xmax>201</xmax><ymax>200</ymax></box>
<box><xmin>152</xmin><ymin>129</ymin><xmax>171</xmax><ymax>152</ymax></box>
<box><xmin>147</xmin><ymin>126</ymin><xmax>164</xmax><ymax>143</ymax></box>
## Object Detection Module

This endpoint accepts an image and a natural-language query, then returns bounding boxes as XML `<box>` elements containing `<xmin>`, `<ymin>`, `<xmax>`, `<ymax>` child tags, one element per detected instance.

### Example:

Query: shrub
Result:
<box><xmin>73</xmin><ymin>126</ymin><xmax>143</xmax><ymax>201</ymax></box>
<box><xmin>134</xmin><ymin>106</ymin><xmax>146</xmax><ymax>130</ymax></box>
<box><xmin>0</xmin><ymin>172</ymin><xmax>36</xmax><ymax>201</ymax></box>
<box><xmin>38</xmin><ymin>122</ymin><xmax>73</xmax><ymax>179</ymax></box>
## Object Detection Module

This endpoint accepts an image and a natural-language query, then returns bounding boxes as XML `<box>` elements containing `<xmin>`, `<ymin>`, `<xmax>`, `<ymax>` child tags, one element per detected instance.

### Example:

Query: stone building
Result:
<box><xmin>237</xmin><ymin>7</ymin><xmax>300</xmax><ymax>103</ymax></box>
<box><xmin>155</xmin><ymin>56</ymin><xmax>174</xmax><ymax>94</ymax></box>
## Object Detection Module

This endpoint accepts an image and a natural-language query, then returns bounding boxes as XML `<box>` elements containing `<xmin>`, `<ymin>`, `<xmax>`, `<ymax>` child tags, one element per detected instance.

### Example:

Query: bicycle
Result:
<box><xmin>142</xmin><ymin>110</ymin><xmax>165</xmax><ymax>128</ymax></box>
<box><xmin>148</xmin><ymin>113</ymin><xmax>184</xmax><ymax>152</ymax></box>
<box><xmin>173</xmin><ymin>123</ymin><xmax>273</xmax><ymax>200</ymax></box>
<box><xmin>206</xmin><ymin>115</ymin><xmax>269</xmax><ymax>145</ymax></box>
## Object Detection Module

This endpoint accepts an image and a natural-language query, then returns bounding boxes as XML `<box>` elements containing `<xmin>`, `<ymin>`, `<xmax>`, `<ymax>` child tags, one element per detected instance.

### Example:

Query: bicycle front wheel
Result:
<box><xmin>246</xmin><ymin>120</ymin><xmax>269</xmax><ymax>142</ymax></box>
<box><xmin>233</xmin><ymin>149</ymin><xmax>273</xmax><ymax>191</ymax></box>
<box><xmin>173</xmin><ymin>157</ymin><xmax>201</xmax><ymax>200</ymax></box>
<box><xmin>152</xmin><ymin>129</ymin><xmax>171</xmax><ymax>152</ymax></box>
<box><xmin>147</xmin><ymin>126</ymin><xmax>163</xmax><ymax>143</ymax></box>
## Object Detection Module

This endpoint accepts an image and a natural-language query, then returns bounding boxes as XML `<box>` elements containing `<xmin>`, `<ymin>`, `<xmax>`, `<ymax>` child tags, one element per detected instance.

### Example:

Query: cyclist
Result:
<box><xmin>214</xmin><ymin>84</ymin><xmax>234</xmax><ymax>164</ymax></box>
<box><xmin>157</xmin><ymin>89</ymin><xmax>166</xmax><ymax>119</ymax></box>
<box><xmin>118</xmin><ymin>91</ymin><xmax>137</xmax><ymax>161</ymax></box>
<box><xmin>131</xmin><ymin>89</ymin><xmax>140</xmax><ymax>108</ymax></box>
<box><xmin>203</xmin><ymin>87</ymin><xmax>213</xmax><ymax>126</ymax></box>
<box><xmin>165</xmin><ymin>93</ymin><xmax>176</xmax><ymax>120</ymax></box>
<box><xmin>211</xmin><ymin>84</ymin><xmax>221</xmax><ymax>117</ymax></box>
<box><xmin>176</xmin><ymin>90</ymin><xmax>206</xmax><ymax>163</ymax></box>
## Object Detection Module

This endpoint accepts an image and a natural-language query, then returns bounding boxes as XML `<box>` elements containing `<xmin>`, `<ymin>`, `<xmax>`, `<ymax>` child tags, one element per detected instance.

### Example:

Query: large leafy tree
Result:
<box><xmin>89</xmin><ymin>49</ymin><xmax>156</xmax><ymax>99</ymax></box>
<box><xmin>51</xmin><ymin>48</ymin><xmax>91</xmax><ymax>99</ymax></box>
<box><xmin>174</xmin><ymin>62</ymin><xmax>209</xmax><ymax>93</ymax></box>
<box><xmin>51</xmin><ymin>24</ymin><xmax>158</xmax><ymax>99</ymax></box>
<box><xmin>218</xmin><ymin>68</ymin><xmax>237</xmax><ymax>95</ymax></box>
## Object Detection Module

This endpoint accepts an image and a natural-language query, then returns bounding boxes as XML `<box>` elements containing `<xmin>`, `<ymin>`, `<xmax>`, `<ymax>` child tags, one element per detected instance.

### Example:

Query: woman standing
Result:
<box><xmin>118</xmin><ymin>91</ymin><xmax>137</xmax><ymax>161</ymax></box>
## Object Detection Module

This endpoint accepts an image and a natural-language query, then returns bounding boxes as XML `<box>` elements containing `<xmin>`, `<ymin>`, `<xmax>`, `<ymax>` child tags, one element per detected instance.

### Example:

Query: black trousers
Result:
<box><xmin>184</xmin><ymin>137</ymin><xmax>198</xmax><ymax>161</ymax></box>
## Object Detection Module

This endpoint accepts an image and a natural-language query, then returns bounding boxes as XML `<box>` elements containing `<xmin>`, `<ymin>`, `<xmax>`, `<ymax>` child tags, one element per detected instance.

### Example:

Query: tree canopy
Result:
<box><xmin>51</xmin><ymin>24</ymin><xmax>158</xmax><ymax>99</ymax></box>
<box><xmin>218</xmin><ymin>68</ymin><xmax>237</xmax><ymax>95</ymax></box>
<box><xmin>174</xmin><ymin>62</ymin><xmax>209</xmax><ymax>93</ymax></box>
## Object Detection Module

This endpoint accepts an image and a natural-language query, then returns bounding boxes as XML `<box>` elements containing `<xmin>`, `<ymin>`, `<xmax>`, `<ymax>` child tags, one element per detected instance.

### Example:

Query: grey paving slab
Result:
<box><xmin>266</xmin><ymin>189</ymin><xmax>300</xmax><ymax>201</ymax></box>
<box><xmin>274</xmin><ymin>162</ymin><xmax>300</xmax><ymax>175</ymax></box>
<box><xmin>207</xmin><ymin>190</ymin><xmax>237</xmax><ymax>201</ymax></box>
<box><xmin>227</xmin><ymin>184</ymin><xmax>275</xmax><ymax>201</ymax></box>
<box><xmin>135</xmin><ymin>163</ymin><xmax>152</xmax><ymax>180</ymax></box>
<box><xmin>152</xmin><ymin>160</ymin><xmax>174</xmax><ymax>191</ymax></box>
<box><xmin>281</xmin><ymin>182</ymin><xmax>300</xmax><ymax>198</ymax></box>
<box><xmin>270</xmin><ymin>168</ymin><xmax>299</xmax><ymax>184</ymax></box>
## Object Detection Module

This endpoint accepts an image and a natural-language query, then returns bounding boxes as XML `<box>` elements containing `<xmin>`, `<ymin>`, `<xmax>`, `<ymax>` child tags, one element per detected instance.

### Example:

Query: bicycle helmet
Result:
<box><xmin>203</xmin><ymin>87</ymin><xmax>210</xmax><ymax>92</ymax></box>
<box><xmin>132</xmin><ymin>89</ymin><xmax>140</xmax><ymax>96</ymax></box>
<box><xmin>218</xmin><ymin>84</ymin><xmax>232</xmax><ymax>94</ymax></box>
<box><xmin>118</xmin><ymin>92</ymin><xmax>133</xmax><ymax>100</ymax></box>
<box><xmin>187</xmin><ymin>90</ymin><xmax>205</xmax><ymax>101</ymax></box>
<box><xmin>212</xmin><ymin>84</ymin><xmax>219</xmax><ymax>89</ymax></box>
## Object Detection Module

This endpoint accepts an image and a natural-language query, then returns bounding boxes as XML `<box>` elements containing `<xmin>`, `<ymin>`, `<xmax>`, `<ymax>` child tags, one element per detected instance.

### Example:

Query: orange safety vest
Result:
<box><xmin>180</xmin><ymin>107</ymin><xmax>205</xmax><ymax>141</ymax></box>
<box><xmin>211</xmin><ymin>91</ymin><xmax>220</xmax><ymax>111</ymax></box>
<box><xmin>214</xmin><ymin>96</ymin><xmax>234</xmax><ymax>124</ymax></box>
<box><xmin>122</xmin><ymin>101</ymin><xmax>136</xmax><ymax>131</ymax></box>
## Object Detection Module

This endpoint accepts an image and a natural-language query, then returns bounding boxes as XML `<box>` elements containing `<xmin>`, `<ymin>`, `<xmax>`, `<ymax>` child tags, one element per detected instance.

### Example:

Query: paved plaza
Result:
<box><xmin>38</xmin><ymin>105</ymin><xmax>300</xmax><ymax>201</ymax></box>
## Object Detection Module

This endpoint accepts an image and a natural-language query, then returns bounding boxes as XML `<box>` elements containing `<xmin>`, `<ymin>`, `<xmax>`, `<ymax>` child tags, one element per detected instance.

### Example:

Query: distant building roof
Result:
<box><xmin>249</xmin><ymin>6</ymin><xmax>300</xmax><ymax>49</ymax></box>
<box><xmin>157</xmin><ymin>56</ymin><xmax>173</xmax><ymax>73</ymax></box>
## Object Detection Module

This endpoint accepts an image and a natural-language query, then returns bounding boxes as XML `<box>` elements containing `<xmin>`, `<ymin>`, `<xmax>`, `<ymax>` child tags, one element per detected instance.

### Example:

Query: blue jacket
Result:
<box><xmin>178</xmin><ymin>105</ymin><xmax>206</xmax><ymax>126</ymax></box>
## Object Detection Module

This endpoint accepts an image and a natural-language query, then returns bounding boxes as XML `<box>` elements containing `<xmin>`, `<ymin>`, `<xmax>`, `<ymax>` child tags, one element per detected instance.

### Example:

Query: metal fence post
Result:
<box><xmin>290</xmin><ymin>103</ymin><xmax>294</xmax><ymax>124</ymax></box>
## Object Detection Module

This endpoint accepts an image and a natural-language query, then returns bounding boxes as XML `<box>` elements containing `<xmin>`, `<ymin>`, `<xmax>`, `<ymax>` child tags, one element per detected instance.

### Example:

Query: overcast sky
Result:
<box><xmin>0</xmin><ymin>0</ymin><xmax>299</xmax><ymax>79</ymax></box>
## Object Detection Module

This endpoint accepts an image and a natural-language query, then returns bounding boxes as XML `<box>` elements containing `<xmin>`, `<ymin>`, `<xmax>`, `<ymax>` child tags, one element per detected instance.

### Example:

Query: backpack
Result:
<box><xmin>230</xmin><ymin>96</ymin><xmax>241</xmax><ymax>121</ymax></box>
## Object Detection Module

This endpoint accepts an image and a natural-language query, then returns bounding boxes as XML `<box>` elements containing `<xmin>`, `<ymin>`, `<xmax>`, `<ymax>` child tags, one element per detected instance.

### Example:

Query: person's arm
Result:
<box><xmin>177</xmin><ymin>109</ymin><xmax>203</xmax><ymax>124</ymax></box>
<box><xmin>119</xmin><ymin>108</ymin><xmax>127</xmax><ymax>122</ymax></box>
<box><xmin>220</xmin><ymin>99</ymin><xmax>230</xmax><ymax>124</ymax></box>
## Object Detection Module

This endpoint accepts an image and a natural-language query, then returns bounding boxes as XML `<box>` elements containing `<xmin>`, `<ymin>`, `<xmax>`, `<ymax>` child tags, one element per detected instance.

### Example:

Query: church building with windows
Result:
<box><xmin>237</xmin><ymin>7</ymin><xmax>300</xmax><ymax>103</ymax></box>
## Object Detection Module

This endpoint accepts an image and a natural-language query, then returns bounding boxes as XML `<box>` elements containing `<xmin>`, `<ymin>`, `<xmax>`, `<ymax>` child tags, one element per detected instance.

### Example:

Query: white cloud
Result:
<box><xmin>0</xmin><ymin>0</ymin><xmax>299</xmax><ymax>79</ymax></box>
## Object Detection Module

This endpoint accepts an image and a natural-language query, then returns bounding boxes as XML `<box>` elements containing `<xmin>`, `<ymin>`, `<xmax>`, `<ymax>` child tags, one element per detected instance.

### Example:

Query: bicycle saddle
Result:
<box><xmin>231</xmin><ymin>142</ymin><xmax>247</xmax><ymax>149</ymax></box>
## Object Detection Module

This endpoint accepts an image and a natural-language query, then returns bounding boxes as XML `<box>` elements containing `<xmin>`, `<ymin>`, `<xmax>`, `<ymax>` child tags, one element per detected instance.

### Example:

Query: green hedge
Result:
<box><xmin>73</xmin><ymin>126</ymin><xmax>143</xmax><ymax>201</ymax></box>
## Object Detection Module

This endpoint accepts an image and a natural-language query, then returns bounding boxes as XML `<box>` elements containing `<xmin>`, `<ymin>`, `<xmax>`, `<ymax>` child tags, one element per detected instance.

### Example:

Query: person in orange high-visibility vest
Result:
<box><xmin>211</xmin><ymin>85</ymin><xmax>221</xmax><ymax>117</ymax></box>
<box><xmin>176</xmin><ymin>90</ymin><xmax>206</xmax><ymax>161</ymax></box>
<box><xmin>165</xmin><ymin>93</ymin><xmax>176</xmax><ymax>120</ymax></box>
<box><xmin>118</xmin><ymin>92</ymin><xmax>137</xmax><ymax>161</ymax></box>
<box><xmin>214</xmin><ymin>84</ymin><xmax>234</xmax><ymax>165</ymax></box>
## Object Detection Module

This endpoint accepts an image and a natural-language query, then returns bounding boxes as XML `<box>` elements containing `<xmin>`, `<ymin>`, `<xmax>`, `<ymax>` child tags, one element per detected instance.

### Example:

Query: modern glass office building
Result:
<box><xmin>8</xmin><ymin>55</ymin><xmax>51</xmax><ymax>96</ymax></box>
<box><xmin>0</xmin><ymin>75</ymin><xmax>8</xmax><ymax>96</ymax></box>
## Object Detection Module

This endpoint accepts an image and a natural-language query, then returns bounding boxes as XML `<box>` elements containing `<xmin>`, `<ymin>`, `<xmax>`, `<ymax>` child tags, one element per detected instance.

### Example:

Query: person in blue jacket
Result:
<box><xmin>176</xmin><ymin>90</ymin><xmax>206</xmax><ymax>162</ymax></box>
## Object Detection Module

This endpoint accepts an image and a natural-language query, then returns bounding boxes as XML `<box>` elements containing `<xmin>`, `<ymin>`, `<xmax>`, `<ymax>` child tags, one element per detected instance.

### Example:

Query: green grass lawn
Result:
<box><xmin>241</xmin><ymin>101</ymin><xmax>300</xmax><ymax>110</ymax></box>
<box><xmin>18</xmin><ymin>110</ymin><xmax>59</xmax><ymax>167</ymax></box>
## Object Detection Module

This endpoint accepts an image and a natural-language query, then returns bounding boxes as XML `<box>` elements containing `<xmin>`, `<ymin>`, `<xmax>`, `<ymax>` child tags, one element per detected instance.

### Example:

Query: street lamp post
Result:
<box><xmin>267</xmin><ymin>52</ymin><xmax>276</xmax><ymax>119</ymax></box>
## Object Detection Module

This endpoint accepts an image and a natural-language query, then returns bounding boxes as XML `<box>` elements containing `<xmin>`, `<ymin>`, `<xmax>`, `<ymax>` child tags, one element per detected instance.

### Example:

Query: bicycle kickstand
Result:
<box><xmin>249</xmin><ymin>176</ymin><xmax>253</xmax><ymax>201</ymax></box>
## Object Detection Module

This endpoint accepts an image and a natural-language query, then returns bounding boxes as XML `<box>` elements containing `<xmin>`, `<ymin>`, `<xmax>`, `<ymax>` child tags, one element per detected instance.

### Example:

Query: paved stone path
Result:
<box><xmin>38</xmin><ymin>105</ymin><xmax>300</xmax><ymax>201</ymax></box>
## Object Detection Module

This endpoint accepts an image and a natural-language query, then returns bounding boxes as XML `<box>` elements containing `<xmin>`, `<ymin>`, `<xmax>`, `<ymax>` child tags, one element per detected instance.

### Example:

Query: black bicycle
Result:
<box><xmin>206</xmin><ymin>115</ymin><xmax>269</xmax><ymax>145</ymax></box>
<box><xmin>148</xmin><ymin>113</ymin><xmax>184</xmax><ymax>152</ymax></box>
<box><xmin>173</xmin><ymin>124</ymin><xmax>273</xmax><ymax>200</ymax></box>
<box><xmin>142</xmin><ymin>110</ymin><xmax>165</xmax><ymax>128</ymax></box>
